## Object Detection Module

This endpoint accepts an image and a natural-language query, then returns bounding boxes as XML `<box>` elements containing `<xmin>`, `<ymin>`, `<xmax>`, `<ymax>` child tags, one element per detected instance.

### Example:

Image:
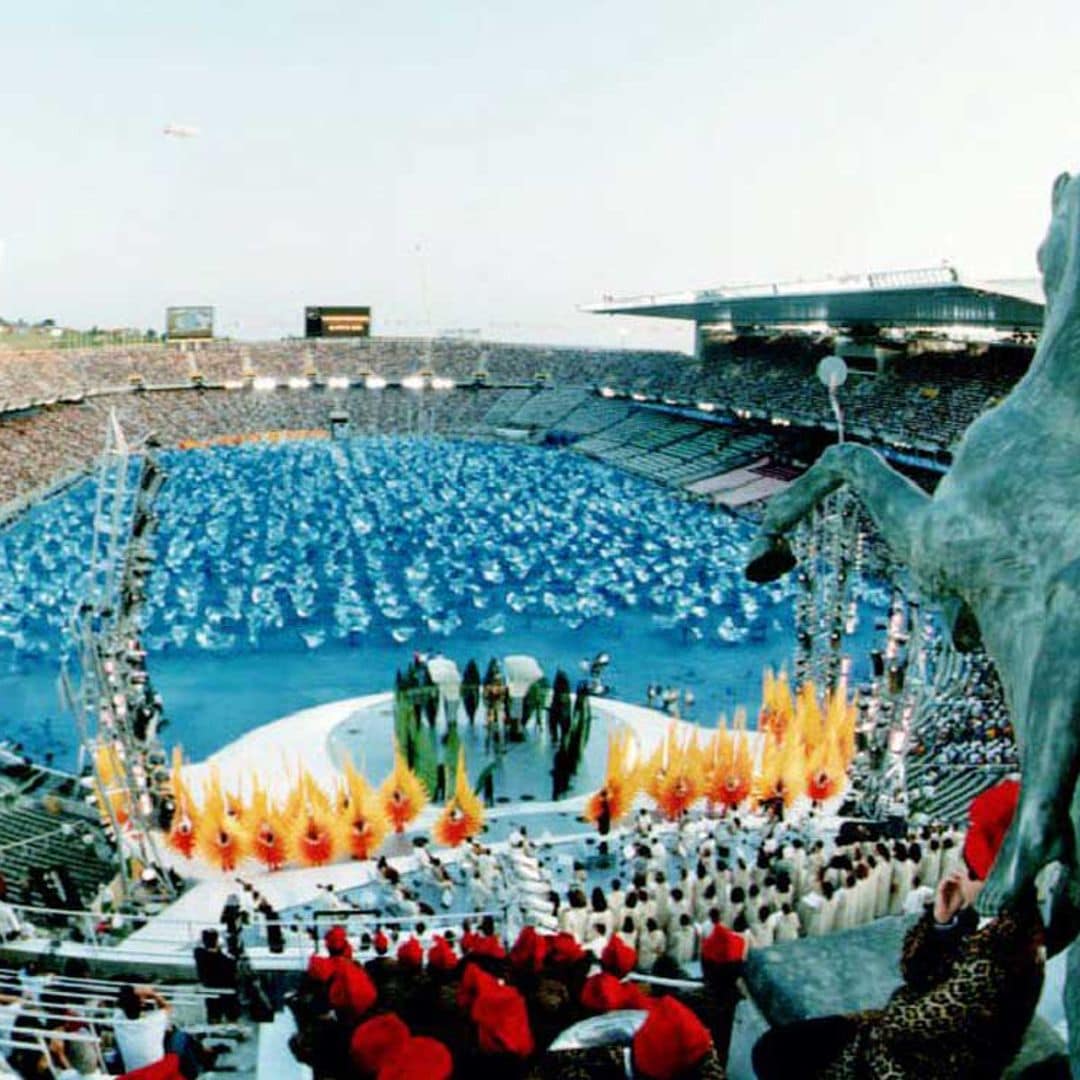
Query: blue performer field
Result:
<box><xmin>0</xmin><ymin>437</ymin><xmax>885</xmax><ymax>766</ymax></box>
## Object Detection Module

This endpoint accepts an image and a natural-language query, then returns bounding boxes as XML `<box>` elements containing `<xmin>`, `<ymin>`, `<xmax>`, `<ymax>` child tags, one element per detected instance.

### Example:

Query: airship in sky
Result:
<box><xmin>163</xmin><ymin>123</ymin><xmax>200</xmax><ymax>138</ymax></box>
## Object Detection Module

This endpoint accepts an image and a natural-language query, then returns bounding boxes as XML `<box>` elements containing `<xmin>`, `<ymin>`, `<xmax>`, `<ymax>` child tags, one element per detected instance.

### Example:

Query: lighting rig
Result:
<box><xmin>61</xmin><ymin>413</ymin><xmax>175</xmax><ymax>904</ymax></box>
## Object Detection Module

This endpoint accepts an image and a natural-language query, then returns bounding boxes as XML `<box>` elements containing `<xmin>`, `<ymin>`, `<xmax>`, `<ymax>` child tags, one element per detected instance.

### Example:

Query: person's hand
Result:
<box><xmin>48</xmin><ymin>1036</ymin><xmax>69</xmax><ymax>1067</ymax></box>
<box><xmin>934</xmin><ymin>871</ymin><xmax>966</xmax><ymax>924</ymax></box>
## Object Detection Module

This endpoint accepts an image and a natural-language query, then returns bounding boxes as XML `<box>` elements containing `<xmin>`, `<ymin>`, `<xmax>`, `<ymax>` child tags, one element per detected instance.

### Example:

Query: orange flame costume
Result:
<box><xmin>703</xmin><ymin>714</ymin><xmax>753</xmax><ymax>811</ymax></box>
<box><xmin>249</xmin><ymin>778</ymin><xmax>287</xmax><ymax>871</ymax></box>
<box><xmin>165</xmin><ymin>747</ymin><xmax>196</xmax><ymax>859</ymax></box>
<box><xmin>196</xmin><ymin>769</ymin><xmax>248</xmax><ymax>871</ymax></box>
<box><xmin>805</xmin><ymin>687</ymin><xmax>855</xmax><ymax>803</ymax></box>
<box><xmin>650</xmin><ymin>725</ymin><xmax>704</xmax><ymax>821</ymax></box>
<box><xmin>754</xmin><ymin>728</ymin><xmax>806</xmax><ymax>810</ymax></box>
<box><xmin>93</xmin><ymin>744</ymin><xmax>132</xmax><ymax>829</ymax></box>
<box><xmin>379</xmin><ymin>745</ymin><xmax>429</xmax><ymax>834</ymax></box>
<box><xmin>758</xmin><ymin>668</ymin><xmax>795</xmax><ymax>741</ymax></box>
<box><xmin>339</xmin><ymin>759</ymin><xmax>389</xmax><ymax>860</ymax></box>
<box><xmin>286</xmin><ymin>769</ymin><xmax>339</xmax><ymax>867</ymax></box>
<box><xmin>585</xmin><ymin>727</ymin><xmax>640</xmax><ymax>830</ymax></box>
<box><xmin>433</xmin><ymin>748</ymin><xmax>484</xmax><ymax>847</ymax></box>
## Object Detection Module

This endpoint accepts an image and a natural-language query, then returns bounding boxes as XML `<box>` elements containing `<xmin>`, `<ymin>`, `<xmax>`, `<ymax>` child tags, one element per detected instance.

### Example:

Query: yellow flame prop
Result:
<box><xmin>433</xmin><ymin>747</ymin><xmax>484</xmax><ymax>847</ymax></box>
<box><xmin>195</xmin><ymin>768</ymin><xmax>249</xmax><ymax>871</ymax></box>
<box><xmin>379</xmin><ymin>744</ymin><xmax>429</xmax><ymax>834</ymax></box>
<box><xmin>585</xmin><ymin>726</ymin><xmax>640</xmax><ymax>829</ymax></box>
<box><xmin>339</xmin><ymin>758</ymin><xmax>389</xmax><ymax>860</ymax></box>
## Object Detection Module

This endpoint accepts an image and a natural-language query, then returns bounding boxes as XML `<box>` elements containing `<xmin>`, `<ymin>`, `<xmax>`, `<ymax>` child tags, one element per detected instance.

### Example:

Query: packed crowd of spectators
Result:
<box><xmin>0</xmin><ymin>335</ymin><xmax>1027</xmax><ymax>505</ymax></box>
<box><xmin>0</xmin><ymin>387</ymin><xmax>498</xmax><ymax>505</ymax></box>
<box><xmin>909</xmin><ymin>649</ymin><xmax>1018</xmax><ymax>769</ymax></box>
<box><xmin>673</xmin><ymin>340</ymin><xmax>1025</xmax><ymax>452</ymax></box>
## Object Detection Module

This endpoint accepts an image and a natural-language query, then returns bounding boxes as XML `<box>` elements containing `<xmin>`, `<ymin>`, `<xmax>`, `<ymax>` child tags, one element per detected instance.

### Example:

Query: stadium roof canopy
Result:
<box><xmin>584</xmin><ymin>265</ymin><xmax>1045</xmax><ymax>332</ymax></box>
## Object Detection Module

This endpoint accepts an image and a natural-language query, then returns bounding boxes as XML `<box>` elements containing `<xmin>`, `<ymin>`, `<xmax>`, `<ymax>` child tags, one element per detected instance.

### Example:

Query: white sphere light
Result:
<box><xmin>817</xmin><ymin>355</ymin><xmax>848</xmax><ymax>389</ymax></box>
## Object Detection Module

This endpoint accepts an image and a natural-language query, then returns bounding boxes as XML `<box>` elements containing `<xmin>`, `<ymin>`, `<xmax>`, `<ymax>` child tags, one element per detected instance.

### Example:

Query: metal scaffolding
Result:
<box><xmin>61</xmin><ymin>412</ymin><xmax>175</xmax><ymax>903</ymax></box>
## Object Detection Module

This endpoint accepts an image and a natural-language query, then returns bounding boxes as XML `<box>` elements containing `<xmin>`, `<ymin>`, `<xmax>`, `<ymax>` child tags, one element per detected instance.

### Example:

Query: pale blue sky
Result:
<box><xmin>1</xmin><ymin>0</ymin><xmax>1078</xmax><ymax>347</ymax></box>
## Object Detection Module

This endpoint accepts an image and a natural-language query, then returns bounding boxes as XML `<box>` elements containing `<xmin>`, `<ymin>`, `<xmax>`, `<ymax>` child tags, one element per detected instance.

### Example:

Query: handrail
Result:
<box><xmin>1</xmin><ymin>899</ymin><xmax>512</xmax><ymax>960</ymax></box>
<box><xmin>627</xmin><ymin>972</ymin><xmax>703</xmax><ymax>990</ymax></box>
<box><xmin>0</xmin><ymin>973</ymin><xmax>216</xmax><ymax>1002</ymax></box>
<box><xmin>0</xmin><ymin>826</ymin><xmax>70</xmax><ymax>856</ymax></box>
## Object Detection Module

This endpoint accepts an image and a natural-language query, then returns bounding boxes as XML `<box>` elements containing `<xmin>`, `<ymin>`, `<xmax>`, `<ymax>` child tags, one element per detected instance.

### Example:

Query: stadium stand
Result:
<box><xmin>0</xmin><ymin>336</ymin><xmax>1030</xmax><ymax>519</ymax></box>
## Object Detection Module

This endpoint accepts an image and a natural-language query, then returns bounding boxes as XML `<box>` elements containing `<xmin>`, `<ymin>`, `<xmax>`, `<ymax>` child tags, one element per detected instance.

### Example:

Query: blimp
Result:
<box><xmin>163</xmin><ymin>123</ymin><xmax>200</xmax><ymax>138</ymax></box>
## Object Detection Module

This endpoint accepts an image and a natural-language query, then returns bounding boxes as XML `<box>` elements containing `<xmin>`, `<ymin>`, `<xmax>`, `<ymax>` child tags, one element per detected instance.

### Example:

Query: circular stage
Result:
<box><xmin>168</xmin><ymin>690</ymin><xmax>773</xmax><ymax>882</ymax></box>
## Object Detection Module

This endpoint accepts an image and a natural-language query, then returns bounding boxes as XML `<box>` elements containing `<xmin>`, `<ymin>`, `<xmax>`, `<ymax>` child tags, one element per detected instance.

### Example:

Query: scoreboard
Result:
<box><xmin>305</xmin><ymin>306</ymin><xmax>372</xmax><ymax>338</ymax></box>
<box><xmin>166</xmin><ymin>306</ymin><xmax>214</xmax><ymax>340</ymax></box>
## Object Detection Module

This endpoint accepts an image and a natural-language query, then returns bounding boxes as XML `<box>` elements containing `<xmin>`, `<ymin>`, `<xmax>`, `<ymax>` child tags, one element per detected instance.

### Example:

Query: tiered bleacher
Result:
<box><xmin>0</xmin><ymin>337</ymin><xmax>1029</xmax><ymax>522</ymax></box>
<box><xmin>0</xmin><ymin>754</ymin><xmax>116</xmax><ymax>911</ymax></box>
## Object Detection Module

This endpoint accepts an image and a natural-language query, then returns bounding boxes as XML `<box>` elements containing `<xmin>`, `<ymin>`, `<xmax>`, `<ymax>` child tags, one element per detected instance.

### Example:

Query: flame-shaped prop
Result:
<box><xmin>340</xmin><ymin>759</ymin><xmax>389</xmax><ymax>860</ymax></box>
<box><xmin>433</xmin><ymin>747</ymin><xmax>484</xmax><ymax>847</ymax></box>
<box><xmin>585</xmin><ymin>726</ymin><xmax>640</xmax><ymax>830</ymax></box>
<box><xmin>379</xmin><ymin>744</ymin><xmax>429</xmax><ymax>834</ymax></box>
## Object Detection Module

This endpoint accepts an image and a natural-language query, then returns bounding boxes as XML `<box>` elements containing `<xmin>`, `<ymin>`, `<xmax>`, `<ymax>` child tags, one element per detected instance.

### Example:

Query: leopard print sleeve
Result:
<box><xmin>861</xmin><ymin>911</ymin><xmax>1043</xmax><ymax>1078</ymax></box>
<box><xmin>899</xmin><ymin>909</ymin><xmax>975</xmax><ymax>992</ymax></box>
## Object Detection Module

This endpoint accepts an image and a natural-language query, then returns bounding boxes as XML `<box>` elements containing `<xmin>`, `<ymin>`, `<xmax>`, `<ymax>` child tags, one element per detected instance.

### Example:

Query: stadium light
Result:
<box><xmin>598</xmin><ymin>386</ymin><xmax>616</xmax><ymax>399</ymax></box>
<box><xmin>288</xmin><ymin>377</ymin><xmax>311</xmax><ymax>390</ymax></box>
<box><xmin>327</xmin><ymin>375</ymin><xmax>351</xmax><ymax>390</ymax></box>
<box><xmin>365</xmin><ymin>374</ymin><xmax>388</xmax><ymax>390</ymax></box>
<box><xmin>223</xmin><ymin>379</ymin><xmax>245</xmax><ymax>390</ymax></box>
<box><xmin>631</xmin><ymin>392</ymin><xmax>647</xmax><ymax>402</ymax></box>
<box><xmin>402</xmin><ymin>374</ymin><xmax>426</xmax><ymax>391</ymax></box>
<box><xmin>253</xmin><ymin>376</ymin><xmax>277</xmax><ymax>391</ymax></box>
<box><xmin>431</xmin><ymin>376</ymin><xmax>455</xmax><ymax>391</ymax></box>
<box><xmin>696</xmin><ymin>402</ymin><xmax>716</xmax><ymax>413</ymax></box>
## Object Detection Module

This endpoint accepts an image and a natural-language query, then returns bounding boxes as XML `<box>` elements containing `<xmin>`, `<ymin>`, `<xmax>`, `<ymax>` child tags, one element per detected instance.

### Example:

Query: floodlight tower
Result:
<box><xmin>791</xmin><ymin>356</ymin><xmax>858</xmax><ymax>693</ymax></box>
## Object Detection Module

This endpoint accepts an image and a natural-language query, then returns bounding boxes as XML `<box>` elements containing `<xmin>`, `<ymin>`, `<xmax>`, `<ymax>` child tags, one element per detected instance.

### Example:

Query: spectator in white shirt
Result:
<box><xmin>112</xmin><ymin>984</ymin><xmax>170</xmax><ymax>1072</ymax></box>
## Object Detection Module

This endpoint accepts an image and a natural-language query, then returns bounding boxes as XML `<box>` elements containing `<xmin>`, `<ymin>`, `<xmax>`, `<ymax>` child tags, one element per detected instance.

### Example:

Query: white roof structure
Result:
<box><xmin>585</xmin><ymin>265</ymin><xmax>1044</xmax><ymax>332</ymax></box>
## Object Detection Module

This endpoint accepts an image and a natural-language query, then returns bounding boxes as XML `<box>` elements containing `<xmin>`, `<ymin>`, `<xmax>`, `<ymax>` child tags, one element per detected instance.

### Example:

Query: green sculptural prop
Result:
<box><xmin>745</xmin><ymin>171</ymin><xmax>1080</xmax><ymax>922</ymax></box>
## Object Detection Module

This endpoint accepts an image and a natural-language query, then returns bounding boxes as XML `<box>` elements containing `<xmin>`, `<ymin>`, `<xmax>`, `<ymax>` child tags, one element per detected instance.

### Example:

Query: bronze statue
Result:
<box><xmin>745</xmin><ymin>172</ymin><xmax>1080</xmax><ymax>920</ymax></box>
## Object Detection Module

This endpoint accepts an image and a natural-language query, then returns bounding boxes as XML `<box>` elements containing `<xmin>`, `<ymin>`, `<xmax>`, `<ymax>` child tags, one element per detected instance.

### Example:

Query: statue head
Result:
<box><xmin>1038</xmin><ymin>172</ymin><xmax>1079</xmax><ymax>314</ymax></box>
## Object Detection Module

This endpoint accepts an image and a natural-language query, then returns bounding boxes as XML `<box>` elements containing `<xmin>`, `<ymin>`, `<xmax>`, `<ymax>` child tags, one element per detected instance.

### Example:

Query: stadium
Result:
<box><xmin>0</xmin><ymin>253</ymin><xmax>1065</xmax><ymax>1078</ymax></box>
<box><xmin>3</xmin><ymin>0</ymin><xmax>1079</xmax><ymax>1070</ymax></box>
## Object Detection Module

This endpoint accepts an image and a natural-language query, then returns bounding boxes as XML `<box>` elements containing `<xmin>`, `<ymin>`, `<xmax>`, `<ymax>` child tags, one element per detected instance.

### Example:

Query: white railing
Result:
<box><xmin>2</xmin><ymin>900</ymin><xmax>511</xmax><ymax>967</ymax></box>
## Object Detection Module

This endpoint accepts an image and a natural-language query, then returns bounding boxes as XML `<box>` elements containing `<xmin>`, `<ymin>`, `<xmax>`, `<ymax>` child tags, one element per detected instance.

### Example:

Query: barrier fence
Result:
<box><xmin>1</xmin><ymin>900</ymin><xmax>512</xmax><ymax>971</ymax></box>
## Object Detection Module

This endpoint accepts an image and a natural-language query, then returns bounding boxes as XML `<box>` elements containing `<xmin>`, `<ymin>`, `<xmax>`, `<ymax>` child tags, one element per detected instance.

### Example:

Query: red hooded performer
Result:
<box><xmin>963</xmin><ymin>778</ymin><xmax>1021</xmax><ymax>881</ymax></box>
<box><xmin>632</xmin><ymin>996</ymin><xmax>714</xmax><ymax>1080</ymax></box>
<box><xmin>701</xmin><ymin>922</ymin><xmax>748</xmax><ymax>967</ymax></box>
<box><xmin>376</xmin><ymin>1035</ymin><xmax>452</xmax><ymax>1080</ymax></box>
<box><xmin>600</xmin><ymin>934</ymin><xmax>637</xmax><ymax>977</ymax></box>
<box><xmin>350</xmin><ymin>1013</ymin><xmax>410</xmax><ymax>1077</ymax></box>
<box><xmin>471</xmin><ymin>980</ymin><xmax>535</xmax><ymax>1058</ymax></box>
